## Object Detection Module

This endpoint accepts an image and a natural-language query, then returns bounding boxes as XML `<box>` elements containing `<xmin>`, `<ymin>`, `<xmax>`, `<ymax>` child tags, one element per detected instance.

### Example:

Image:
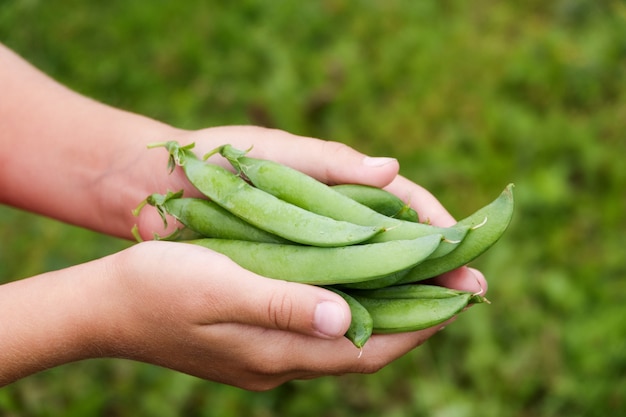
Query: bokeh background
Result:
<box><xmin>1</xmin><ymin>1</ymin><xmax>625</xmax><ymax>416</ymax></box>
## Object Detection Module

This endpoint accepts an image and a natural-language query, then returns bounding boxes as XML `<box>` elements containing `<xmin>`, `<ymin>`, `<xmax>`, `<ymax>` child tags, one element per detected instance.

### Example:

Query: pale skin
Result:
<box><xmin>0</xmin><ymin>43</ymin><xmax>487</xmax><ymax>390</ymax></box>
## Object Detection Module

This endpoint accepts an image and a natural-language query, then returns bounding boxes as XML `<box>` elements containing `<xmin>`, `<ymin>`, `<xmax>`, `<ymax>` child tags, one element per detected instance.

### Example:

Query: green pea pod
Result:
<box><xmin>331</xmin><ymin>184</ymin><xmax>419</xmax><ymax>222</ymax></box>
<box><xmin>396</xmin><ymin>184</ymin><xmax>515</xmax><ymax>284</ymax></box>
<box><xmin>217</xmin><ymin>144</ymin><xmax>468</xmax><ymax>258</ymax></box>
<box><xmin>350</xmin><ymin>291</ymin><xmax>476</xmax><ymax>333</ymax></box>
<box><xmin>325</xmin><ymin>287</ymin><xmax>373</xmax><ymax>349</ymax></box>
<box><xmin>186</xmin><ymin>234</ymin><xmax>442</xmax><ymax>285</ymax></box>
<box><xmin>143</xmin><ymin>191</ymin><xmax>289</xmax><ymax>244</ymax></box>
<box><xmin>348</xmin><ymin>284</ymin><xmax>489</xmax><ymax>304</ymax></box>
<box><xmin>149</xmin><ymin>141</ymin><xmax>382</xmax><ymax>247</ymax></box>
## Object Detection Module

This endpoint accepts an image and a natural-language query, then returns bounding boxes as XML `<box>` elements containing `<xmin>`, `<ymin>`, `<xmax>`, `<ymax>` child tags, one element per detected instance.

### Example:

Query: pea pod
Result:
<box><xmin>325</xmin><ymin>287</ymin><xmax>373</xmax><ymax>349</ymax></box>
<box><xmin>150</xmin><ymin>141</ymin><xmax>382</xmax><ymax>247</ymax></box>
<box><xmin>142</xmin><ymin>190</ymin><xmax>288</xmax><ymax>244</ymax></box>
<box><xmin>348</xmin><ymin>284</ymin><xmax>489</xmax><ymax>304</ymax></box>
<box><xmin>186</xmin><ymin>234</ymin><xmax>443</xmax><ymax>285</ymax></box>
<box><xmin>217</xmin><ymin>144</ymin><xmax>468</xmax><ymax>258</ymax></box>
<box><xmin>331</xmin><ymin>184</ymin><xmax>419</xmax><ymax>222</ymax></box>
<box><xmin>350</xmin><ymin>290</ymin><xmax>479</xmax><ymax>333</ymax></box>
<box><xmin>396</xmin><ymin>184</ymin><xmax>515</xmax><ymax>284</ymax></box>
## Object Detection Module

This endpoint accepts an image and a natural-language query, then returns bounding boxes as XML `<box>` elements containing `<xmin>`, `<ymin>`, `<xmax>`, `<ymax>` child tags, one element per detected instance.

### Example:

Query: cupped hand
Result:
<box><xmin>133</xmin><ymin>126</ymin><xmax>399</xmax><ymax>240</ymax></box>
<box><xmin>97</xmin><ymin>240</ymin><xmax>462</xmax><ymax>391</ymax></box>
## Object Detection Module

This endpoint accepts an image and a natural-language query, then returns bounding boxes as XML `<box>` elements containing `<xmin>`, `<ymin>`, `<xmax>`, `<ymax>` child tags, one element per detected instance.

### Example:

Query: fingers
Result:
<box><xmin>176</xmin><ymin>126</ymin><xmax>452</xmax><ymax>226</ymax></box>
<box><xmin>251</xmin><ymin>321</ymin><xmax>446</xmax><ymax>382</ymax></box>
<box><xmin>383</xmin><ymin>175</ymin><xmax>457</xmax><ymax>227</ymax></box>
<box><xmin>383</xmin><ymin>176</ymin><xmax>491</xmax><ymax>297</ymax></box>
<box><xmin>185</xmin><ymin>321</ymin><xmax>444</xmax><ymax>391</ymax></box>
<box><xmin>176</xmin><ymin>126</ymin><xmax>456</xmax><ymax>227</ymax></box>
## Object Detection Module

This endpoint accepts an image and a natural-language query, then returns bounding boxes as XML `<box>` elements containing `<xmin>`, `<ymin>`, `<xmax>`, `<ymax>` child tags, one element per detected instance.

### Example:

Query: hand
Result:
<box><xmin>132</xmin><ymin>125</ymin><xmax>401</xmax><ymax>239</ymax></box>
<box><xmin>89</xmin><ymin>240</ymin><xmax>479</xmax><ymax>391</ymax></box>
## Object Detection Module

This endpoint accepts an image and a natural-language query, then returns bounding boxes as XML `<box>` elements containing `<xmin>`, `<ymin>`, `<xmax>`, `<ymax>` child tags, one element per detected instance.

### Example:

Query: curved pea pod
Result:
<box><xmin>349</xmin><ymin>284</ymin><xmax>489</xmax><ymax>304</ymax></box>
<box><xmin>143</xmin><ymin>191</ymin><xmax>289</xmax><ymax>244</ymax></box>
<box><xmin>331</xmin><ymin>184</ymin><xmax>419</xmax><ymax>222</ymax></box>
<box><xmin>186</xmin><ymin>234</ymin><xmax>443</xmax><ymax>285</ymax></box>
<box><xmin>349</xmin><ymin>285</ymin><xmax>486</xmax><ymax>333</ymax></box>
<box><xmin>217</xmin><ymin>144</ymin><xmax>468</xmax><ymax>258</ymax></box>
<box><xmin>149</xmin><ymin>141</ymin><xmax>382</xmax><ymax>247</ymax></box>
<box><xmin>396</xmin><ymin>184</ymin><xmax>515</xmax><ymax>284</ymax></box>
<box><xmin>325</xmin><ymin>287</ymin><xmax>373</xmax><ymax>349</ymax></box>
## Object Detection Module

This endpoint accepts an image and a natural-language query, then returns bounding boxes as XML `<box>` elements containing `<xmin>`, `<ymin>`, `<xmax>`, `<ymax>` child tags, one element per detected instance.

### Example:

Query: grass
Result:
<box><xmin>1</xmin><ymin>1</ymin><xmax>625</xmax><ymax>416</ymax></box>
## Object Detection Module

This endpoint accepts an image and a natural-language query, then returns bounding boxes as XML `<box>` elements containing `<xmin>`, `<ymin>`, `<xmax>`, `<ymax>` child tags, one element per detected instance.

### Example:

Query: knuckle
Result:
<box><xmin>321</xmin><ymin>140</ymin><xmax>354</xmax><ymax>184</ymax></box>
<box><xmin>359</xmin><ymin>357</ymin><xmax>388</xmax><ymax>374</ymax></box>
<box><xmin>266</xmin><ymin>289</ymin><xmax>297</xmax><ymax>332</ymax></box>
<box><xmin>322</xmin><ymin>140</ymin><xmax>352</xmax><ymax>159</ymax></box>
<box><xmin>236</xmin><ymin>343</ymin><xmax>296</xmax><ymax>390</ymax></box>
<box><xmin>345</xmin><ymin>352</ymin><xmax>389</xmax><ymax>375</ymax></box>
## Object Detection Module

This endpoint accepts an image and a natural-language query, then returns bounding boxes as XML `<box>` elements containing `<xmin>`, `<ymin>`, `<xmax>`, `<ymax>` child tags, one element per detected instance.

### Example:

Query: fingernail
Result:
<box><xmin>314</xmin><ymin>301</ymin><xmax>347</xmax><ymax>338</ymax></box>
<box><xmin>363</xmin><ymin>156</ymin><xmax>397</xmax><ymax>167</ymax></box>
<box><xmin>468</xmin><ymin>268</ymin><xmax>488</xmax><ymax>295</ymax></box>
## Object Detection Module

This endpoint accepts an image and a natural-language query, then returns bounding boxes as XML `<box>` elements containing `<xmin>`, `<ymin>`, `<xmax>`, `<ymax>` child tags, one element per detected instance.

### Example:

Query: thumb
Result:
<box><xmin>219</xmin><ymin>272</ymin><xmax>352</xmax><ymax>339</ymax></box>
<box><xmin>198</xmin><ymin>127</ymin><xmax>400</xmax><ymax>187</ymax></box>
<box><xmin>125</xmin><ymin>241</ymin><xmax>352</xmax><ymax>340</ymax></box>
<box><xmin>181</xmin><ymin>244</ymin><xmax>352</xmax><ymax>339</ymax></box>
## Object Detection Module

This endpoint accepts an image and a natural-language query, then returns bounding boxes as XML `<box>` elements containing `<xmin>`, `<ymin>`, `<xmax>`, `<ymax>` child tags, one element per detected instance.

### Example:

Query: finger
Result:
<box><xmin>384</xmin><ymin>175</ymin><xmax>457</xmax><ymax>227</ymax></box>
<box><xmin>226</xmin><ymin>320</ymin><xmax>448</xmax><ymax>384</ymax></box>
<box><xmin>218</xmin><ymin>275</ymin><xmax>352</xmax><ymax>339</ymax></box>
<box><xmin>193</xmin><ymin>126</ymin><xmax>400</xmax><ymax>187</ymax></box>
<box><xmin>427</xmin><ymin>266</ymin><xmax>488</xmax><ymax>295</ymax></box>
<box><xmin>277</xmin><ymin>321</ymin><xmax>449</xmax><ymax>378</ymax></box>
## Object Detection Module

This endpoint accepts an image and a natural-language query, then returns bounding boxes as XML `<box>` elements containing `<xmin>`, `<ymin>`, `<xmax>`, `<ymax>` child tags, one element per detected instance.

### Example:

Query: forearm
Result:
<box><xmin>0</xmin><ymin>260</ymin><xmax>116</xmax><ymax>386</ymax></box>
<box><xmin>0</xmin><ymin>43</ymin><xmax>181</xmax><ymax>238</ymax></box>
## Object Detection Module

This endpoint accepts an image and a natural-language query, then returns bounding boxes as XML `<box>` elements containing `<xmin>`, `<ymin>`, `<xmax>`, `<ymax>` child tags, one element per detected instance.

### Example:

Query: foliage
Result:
<box><xmin>1</xmin><ymin>0</ymin><xmax>625</xmax><ymax>416</ymax></box>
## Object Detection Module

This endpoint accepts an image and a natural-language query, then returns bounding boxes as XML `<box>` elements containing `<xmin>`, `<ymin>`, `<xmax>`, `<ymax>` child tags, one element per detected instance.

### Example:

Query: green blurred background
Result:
<box><xmin>1</xmin><ymin>1</ymin><xmax>625</xmax><ymax>416</ymax></box>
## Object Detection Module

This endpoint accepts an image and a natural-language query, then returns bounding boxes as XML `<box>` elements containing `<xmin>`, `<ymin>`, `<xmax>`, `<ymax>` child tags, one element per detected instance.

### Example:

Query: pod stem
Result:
<box><xmin>131</xmin><ymin>198</ymin><xmax>149</xmax><ymax>217</ymax></box>
<box><xmin>131</xmin><ymin>224</ymin><xmax>143</xmax><ymax>243</ymax></box>
<box><xmin>148</xmin><ymin>141</ymin><xmax>197</xmax><ymax>172</ymax></box>
<box><xmin>207</xmin><ymin>144</ymin><xmax>254</xmax><ymax>177</ymax></box>
<box><xmin>470</xmin><ymin>294</ymin><xmax>491</xmax><ymax>305</ymax></box>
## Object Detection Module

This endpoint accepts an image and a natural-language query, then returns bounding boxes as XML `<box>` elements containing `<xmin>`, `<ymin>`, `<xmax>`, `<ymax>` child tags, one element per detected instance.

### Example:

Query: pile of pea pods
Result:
<box><xmin>134</xmin><ymin>141</ymin><xmax>514</xmax><ymax>348</ymax></box>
